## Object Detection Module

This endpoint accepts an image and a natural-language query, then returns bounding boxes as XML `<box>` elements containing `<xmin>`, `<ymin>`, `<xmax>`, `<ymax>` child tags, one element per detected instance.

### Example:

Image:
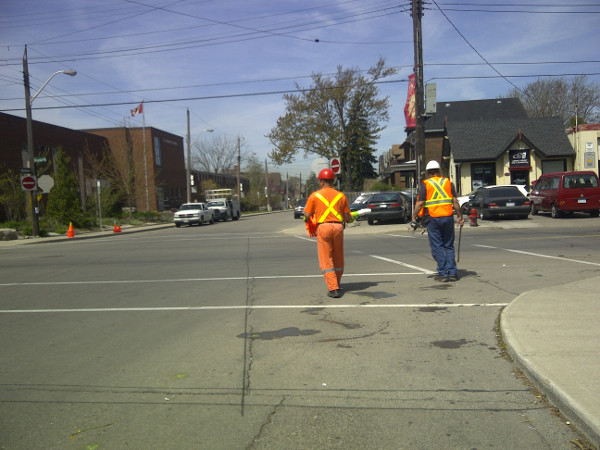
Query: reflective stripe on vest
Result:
<box><xmin>315</xmin><ymin>192</ymin><xmax>344</xmax><ymax>223</ymax></box>
<box><xmin>424</xmin><ymin>178</ymin><xmax>453</xmax><ymax>217</ymax></box>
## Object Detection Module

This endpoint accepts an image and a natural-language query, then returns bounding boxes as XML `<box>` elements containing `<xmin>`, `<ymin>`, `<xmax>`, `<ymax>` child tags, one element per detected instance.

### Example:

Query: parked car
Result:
<box><xmin>365</xmin><ymin>191</ymin><xmax>409</xmax><ymax>225</ymax></box>
<box><xmin>293</xmin><ymin>198</ymin><xmax>307</xmax><ymax>219</ymax></box>
<box><xmin>529</xmin><ymin>171</ymin><xmax>600</xmax><ymax>218</ymax></box>
<box><xmin>465</xmin><ymin>186</ymin><xmax>530</xmax><ymax>220</ymax></box>
<box><xmin>349</xmin><ymin>193</ymin><xmax>375</xmax><ymax>220</ymax></box>
<box><xmin>173</xmin><ymin>203</ymin><xmax>215</xmax><ymax>227</ymax></box>
<box><xmin>458</xmin><ymin>185</ymin><xmax>528</xmax><ymax>215</ymax></box>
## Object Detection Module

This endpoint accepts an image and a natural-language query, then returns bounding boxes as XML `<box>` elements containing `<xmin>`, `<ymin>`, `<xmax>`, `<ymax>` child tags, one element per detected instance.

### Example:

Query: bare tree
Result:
<box><xmin>192</xmin><ymin>134</ymin><xmax>248</xmax><ymax>173</ymax></box>
<box><xmin>507</xmin><ymin>75</ymin><xmax>600</xmax><ymax>125</ymax></box>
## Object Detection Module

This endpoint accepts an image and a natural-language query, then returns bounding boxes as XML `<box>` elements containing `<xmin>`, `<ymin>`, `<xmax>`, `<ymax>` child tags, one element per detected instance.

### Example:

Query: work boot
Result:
<box><xmin>433</xmin><ymin>274</ymin><xmax>449</xmax><ymax>282</ymax></box>
<box><xmin>327</xmin><ymin>289</ymin><xmax>342</xmax><ymax>298</ymax></box>
<box><xmin>448</xmin><ymin>275</ymin><xmax>459</xmax><ymax>282</ymax></box>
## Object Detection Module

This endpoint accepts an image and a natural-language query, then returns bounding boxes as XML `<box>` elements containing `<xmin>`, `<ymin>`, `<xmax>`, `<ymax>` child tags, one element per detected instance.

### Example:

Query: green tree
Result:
<box><xmin>243</xmin><ymin>153</ymin><xmax>267</xmax><ymax>211</ymax></box>
<box><xmin>304</xmin><ymin>172</ymin><xmax>319</xmax><ymax>197</ymax></box>
<box><xmin>268</xmin><ymin>58</ymin><xmax>395</xmax><ymax>190</ymax></box>
<box><xmin>0</xmin><ymin>168</ymin><xmax>25</xmax><ymax>222</ymax></box>
<box><xmin>46</xmin><ymin>148</ymin><xmax>86</xmax><ymax>226</ymax></box>
<box><xmin>506</xmin><ymin>75</ymin><xmax>600</xmax><ymax>125</ymax></box>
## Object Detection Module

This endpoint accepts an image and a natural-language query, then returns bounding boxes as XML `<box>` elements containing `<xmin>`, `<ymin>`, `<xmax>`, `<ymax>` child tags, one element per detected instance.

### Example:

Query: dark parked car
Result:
<box><xmin>466</xmin><ymin>186</ymin><xmax>530</xmax><ymax>220</ymax></box>
<box><xmin>366</xmin><ymin>192</ymin><xmax>408</xmax><ymax>225</ymax></box>
<box><xmin>293</xmin><ymin>198</ymin><xmax>307</xmax><ymax>219</ymax></box>
<box><xmin>349</xmin><ymin>193</ymin><xmax>375</xmax><ymax>220</ymax></box>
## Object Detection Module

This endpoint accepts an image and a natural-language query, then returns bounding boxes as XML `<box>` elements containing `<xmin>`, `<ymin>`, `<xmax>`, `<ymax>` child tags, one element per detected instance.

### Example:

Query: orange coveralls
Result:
<box><xmin>305</xmin><ymin>187</ymin><xmax>351</xmax><ymax>291</ymax></box>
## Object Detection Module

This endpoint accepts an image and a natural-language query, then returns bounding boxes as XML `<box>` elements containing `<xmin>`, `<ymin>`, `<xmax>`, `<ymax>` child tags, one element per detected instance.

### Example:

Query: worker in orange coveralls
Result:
<box><xmin>304</xmin><ymin>168</ymin><xmax>352</xmax><ymax>298</ymax></box>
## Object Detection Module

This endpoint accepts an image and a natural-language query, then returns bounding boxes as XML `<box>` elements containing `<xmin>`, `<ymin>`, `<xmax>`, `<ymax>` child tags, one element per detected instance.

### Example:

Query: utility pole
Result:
<box><xmin>264</xmin><ymin>159</ymin><xmax>271</xmax><ymax>211</ymax></box>
<box><xmin>186</xmin><ymin>108</ymin><xmax>191</xmax><ymax>203</ymax></box>
<box><xmin>412</xmin><ymin>0</ymin><xmax>426</xmax><ymax>182</ymax></box>
<box><xmin>236</xmin><ymin>136</ymin><xmax>241</xmax><ymax>198</ymax></box>
<box><xmin>23</xmin><ymin>46</ymin><xmax>40</xmax><ymax>237</ymax></box>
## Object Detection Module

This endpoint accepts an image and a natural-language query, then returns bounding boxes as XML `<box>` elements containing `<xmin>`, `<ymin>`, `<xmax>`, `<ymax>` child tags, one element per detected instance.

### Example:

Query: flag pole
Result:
<box><xmin>141</xmin><ymin>102</ymin><xmax>149</xmax><ymax>210</ymax></box>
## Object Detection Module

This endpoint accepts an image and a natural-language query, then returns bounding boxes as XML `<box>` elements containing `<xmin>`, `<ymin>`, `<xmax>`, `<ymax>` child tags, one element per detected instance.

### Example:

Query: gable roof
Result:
<box><xmin>425</xmin><ymin>98</ymin><xmax>527</xmax><ymax>131</ymax></box>
<box><xmin>447</xmin><ymin>116</ymin><xmax>575</xmax><ymax>162</ymax></box>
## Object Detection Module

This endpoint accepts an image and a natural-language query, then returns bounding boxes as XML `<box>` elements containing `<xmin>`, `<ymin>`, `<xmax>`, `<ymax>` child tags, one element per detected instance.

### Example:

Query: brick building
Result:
<box><xmin>86</xmin><ymin>127</ymin><xmax>186</xmax><ymax>211</ymax></box>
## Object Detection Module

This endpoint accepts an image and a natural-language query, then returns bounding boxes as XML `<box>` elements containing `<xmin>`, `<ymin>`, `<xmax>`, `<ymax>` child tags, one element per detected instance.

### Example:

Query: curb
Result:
<box><xmin>501</xmin><ymin>291</ymin><xmax>600</xmax><ymax>448</ymax></box>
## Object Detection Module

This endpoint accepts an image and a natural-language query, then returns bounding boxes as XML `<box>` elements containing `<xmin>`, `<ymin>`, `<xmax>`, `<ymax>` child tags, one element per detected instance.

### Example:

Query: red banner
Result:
<box><xmin>404</xmin><ymin>73</ymin><xmax>416</xmax><ymax>128</ymax></box>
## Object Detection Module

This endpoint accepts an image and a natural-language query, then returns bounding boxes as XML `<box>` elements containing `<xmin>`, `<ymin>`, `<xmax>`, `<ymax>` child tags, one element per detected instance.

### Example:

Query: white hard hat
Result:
<box><xmin>426</xmin><ymin>160</ymin><xmax>441</xmax><ymax>171</ymax></box>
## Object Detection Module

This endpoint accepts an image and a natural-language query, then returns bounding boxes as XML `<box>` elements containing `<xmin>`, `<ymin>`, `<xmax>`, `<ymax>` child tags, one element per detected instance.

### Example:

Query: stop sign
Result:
<box><xmin>330</xmin><ymin>158</ymin><xmax>340</xmax><ymax>174</ymax></box>
<box><xmin>21</xmin><ymin>175</ymin><xmax>37</xmax><ymax>191</ymax></box>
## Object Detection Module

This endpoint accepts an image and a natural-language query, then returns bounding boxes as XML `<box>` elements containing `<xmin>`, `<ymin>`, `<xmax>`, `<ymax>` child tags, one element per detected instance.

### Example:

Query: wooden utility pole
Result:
<box><xmin>236</xmin><ymin>136</ymin><xmax>241</xmax><ymax>198</ymax></box>
<box><xmin>412</xmin><ymin>0</ymin><xmax>426</xmax><ymax>182</ymax></box>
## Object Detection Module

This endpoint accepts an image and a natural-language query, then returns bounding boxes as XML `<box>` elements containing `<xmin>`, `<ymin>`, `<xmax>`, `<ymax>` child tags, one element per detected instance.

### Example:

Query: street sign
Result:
<box><xmin>20</xmin><ymin>167</ymin><xmax>33</xmax><ymax>174</ymax></box>
<box><xmin>34</xmin><ymin>157</ymin><xmax>47</xmax><ymax>163</ymax></box>
<box><xmin>20</xmin><ymin>175</ymin><xmax>37</xmax><ymax>191</ymax></box>
<box><xmin>330</xmin><ymin>158</ymin><xmax>340</xmax><ymax>174</ymax></box>
<box><xmin>38</xmin><ymin>174</ymin><xmax>54</xmax><ymax>193</ymax></box>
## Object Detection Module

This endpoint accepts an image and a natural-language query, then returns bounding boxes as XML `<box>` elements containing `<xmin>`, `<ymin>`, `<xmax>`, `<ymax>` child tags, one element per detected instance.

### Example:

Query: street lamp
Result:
<box><xmin>186</xmin><ymin>108</ymin><xmax>213</xmax><ymax>203</ymax></box>
<box><xmin>23</xmin><ymin>45</ymin><xmax>77</xmax><ymax>236</ymax></box>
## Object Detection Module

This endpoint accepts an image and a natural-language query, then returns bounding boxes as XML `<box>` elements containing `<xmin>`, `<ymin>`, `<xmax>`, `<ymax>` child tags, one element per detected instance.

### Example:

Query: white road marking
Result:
<box><xmin>474</xmin><ymin>244</ymin><xmax>600</xmax><ymax>267</ymax></box>
<box><xmin>369</xmin><ymin>255</ymin><xmax>435</xmax><ymax>274</ymax></box>
<box><xmin>0</xmin><ymin>272</ymin><xmax>424</xmax><ymax>287</ymax></box>
<box><xmin>0</xmin><ymin>303</ymin><xmax>509</xmax><ymax>314</ymax></box>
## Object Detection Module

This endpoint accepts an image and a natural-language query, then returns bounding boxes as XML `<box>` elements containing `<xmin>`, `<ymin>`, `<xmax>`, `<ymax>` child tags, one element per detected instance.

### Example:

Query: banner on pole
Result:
<box><xmin>404</xmin><ymin>73</ymin><xmax>416</xmax><ymax>129</ymax></box>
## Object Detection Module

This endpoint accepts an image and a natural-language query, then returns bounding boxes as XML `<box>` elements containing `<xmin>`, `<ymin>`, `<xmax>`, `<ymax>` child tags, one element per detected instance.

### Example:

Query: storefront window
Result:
<box><xmin>470</xmin><ymin>163</ymin><xmax>495</xmax><ymax>190</ymax></box>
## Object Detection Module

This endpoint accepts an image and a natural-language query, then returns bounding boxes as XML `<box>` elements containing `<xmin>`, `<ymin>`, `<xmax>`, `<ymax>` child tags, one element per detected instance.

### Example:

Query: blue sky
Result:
<box><xmin>1</xmin><ymin>0</ymin><xmax>599</xmax><ymax>179</ymax></box>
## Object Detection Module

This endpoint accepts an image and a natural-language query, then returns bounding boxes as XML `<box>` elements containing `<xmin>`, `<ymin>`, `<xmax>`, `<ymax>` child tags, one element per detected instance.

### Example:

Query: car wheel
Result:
<box><xmin>175</xmin><ymin>223</ymin><xmax>181</xmax><ymax>228</ymax></box>
<box><xmin>590</xmin><ymin>210</ymin><xmax>600</xmax><ymax>218</ymax></box>
<box><xmin>367</xmin><ymin>217</ymin><xmax>374</xmax><ymax>225</ymax></box>
<box><xmin>530</xmin><ymin>203</ymin><xmax>538</xmax><ymax>215</ymax></box>
<box><xmin>551</xmin><ymin>204</ymin><xmax>561</xmax><ymax>218</ymax></box>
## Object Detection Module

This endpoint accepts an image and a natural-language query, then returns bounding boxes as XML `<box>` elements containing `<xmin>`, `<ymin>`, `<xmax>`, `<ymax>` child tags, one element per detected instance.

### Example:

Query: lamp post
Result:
<box><xmin>186</xmin><ymin>108</ymin><xmax>213</xmax><ymax>203</ymax></box>
<box><xmin>23</xmin><ymin>45</ymin><xmax>76</xmax><ymax>236</ymax></box>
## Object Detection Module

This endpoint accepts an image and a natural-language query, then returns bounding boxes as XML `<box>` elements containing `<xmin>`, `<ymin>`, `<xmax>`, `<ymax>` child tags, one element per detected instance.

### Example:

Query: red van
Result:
<box><xmin>529</xmin><ymin>171</ymin><xmax>600</xmax><ymax>218</ymax></box>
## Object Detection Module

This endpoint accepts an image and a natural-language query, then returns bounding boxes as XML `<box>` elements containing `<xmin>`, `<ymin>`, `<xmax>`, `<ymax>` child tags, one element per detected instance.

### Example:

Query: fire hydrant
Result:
<box><xmin>469</xmin><ymin>208</ymin><xmax>479</xmax><ymax>227</ymax></box>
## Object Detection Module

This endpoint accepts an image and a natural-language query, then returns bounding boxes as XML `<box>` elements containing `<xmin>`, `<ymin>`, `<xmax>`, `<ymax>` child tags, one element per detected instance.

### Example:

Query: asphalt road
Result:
<box><xmin>1</xmin><ymin>213</ymin><xmax>599</xmax><ymax>449</ymax></box>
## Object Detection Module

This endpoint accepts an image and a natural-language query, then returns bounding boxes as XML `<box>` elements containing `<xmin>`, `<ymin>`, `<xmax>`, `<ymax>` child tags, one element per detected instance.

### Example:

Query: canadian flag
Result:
<box><xmin>130</xmin><ymin>102</ymin><xmax>144</xmax><ymax>117</ymax></box>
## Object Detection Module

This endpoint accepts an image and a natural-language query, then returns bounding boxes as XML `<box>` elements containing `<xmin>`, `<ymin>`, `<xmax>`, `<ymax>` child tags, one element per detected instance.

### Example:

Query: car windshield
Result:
<box><xmin>178</xmin><ymin>204</ymin><xmax>200</xmax><ymax>211</ymax></box>
<box><xmin>207</xmin><ymin>201</ymin><xmax>226</xmax><ymax>207</ymax></box>
<box><xmin>296</xmin><ymin>199</ymin><xmax>307</xmax><ymax>207</ymax></box>
<box><xmin>487</xmin><ymin>187</ymin><xmax>523</xmax><ymax>198</ymax></box>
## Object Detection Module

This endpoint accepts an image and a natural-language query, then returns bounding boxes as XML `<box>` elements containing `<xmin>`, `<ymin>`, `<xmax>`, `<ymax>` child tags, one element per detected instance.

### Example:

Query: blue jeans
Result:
<box><xmin>426</xmin><ymin>216</ymin><xmax>457</xmax><ymax>277</ymax></box>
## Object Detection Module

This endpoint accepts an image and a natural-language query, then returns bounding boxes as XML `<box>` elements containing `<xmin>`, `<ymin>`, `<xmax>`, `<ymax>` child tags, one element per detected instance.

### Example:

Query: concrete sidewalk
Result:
<box><xmin>501</xmin><ymin>277</ymin><xmax>600</xmax><ymax>447</ymax></box>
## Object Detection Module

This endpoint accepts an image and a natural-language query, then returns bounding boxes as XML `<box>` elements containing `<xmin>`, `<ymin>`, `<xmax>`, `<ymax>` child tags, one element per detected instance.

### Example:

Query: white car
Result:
<box><xmin>173</xmin><ymin>203</ymin><xmax>215</xmax><ymax>227</ymax></box>
<box><xmin>459</xmin><ymin>185</ymin><xmax>528</xmax><ymax>214</ymax></box>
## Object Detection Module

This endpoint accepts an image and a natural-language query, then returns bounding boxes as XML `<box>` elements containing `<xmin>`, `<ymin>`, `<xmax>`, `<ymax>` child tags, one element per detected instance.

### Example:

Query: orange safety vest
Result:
<box><xmin>306</xmin><ymin>187</ymin><xmax>348</xmax><ymax>224</ymax></box>
<box><xmin>424</xmin><ymin>176</ymin><xmax>453</xmax><ymax>217</ymax></box>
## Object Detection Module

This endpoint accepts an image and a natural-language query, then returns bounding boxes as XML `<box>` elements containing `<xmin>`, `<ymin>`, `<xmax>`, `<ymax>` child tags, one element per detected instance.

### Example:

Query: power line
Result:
<box><xmin>3</xmin><ymin>71</ymin><xmax>600</xmax><ymax>114</ymax></box>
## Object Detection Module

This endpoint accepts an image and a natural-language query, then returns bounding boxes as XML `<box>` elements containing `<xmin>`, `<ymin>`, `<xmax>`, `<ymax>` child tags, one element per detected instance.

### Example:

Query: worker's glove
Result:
<box><xmin>303</xmin><ymin>216</ymin><xmax>308</xmax><ymax>222</ymax></box>
<box><xmin>410</xmin><ymin>221</ymin><xmax>419</xmax><ymax>230</ymax></box>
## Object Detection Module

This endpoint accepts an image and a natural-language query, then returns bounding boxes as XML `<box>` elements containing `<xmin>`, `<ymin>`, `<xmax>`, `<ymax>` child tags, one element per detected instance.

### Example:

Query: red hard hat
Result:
<box><xmin>318</xmin><ymin>168</ymin><xmax>335</xmax><ymax>180</ymax></box>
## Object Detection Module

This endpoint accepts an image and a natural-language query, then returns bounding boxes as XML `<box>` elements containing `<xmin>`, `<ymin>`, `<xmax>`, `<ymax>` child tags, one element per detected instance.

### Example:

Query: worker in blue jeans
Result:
<box><xmin>411</xmin><ymin>160</ymin><xmax>464</xmax><ymax>282</ymax></box>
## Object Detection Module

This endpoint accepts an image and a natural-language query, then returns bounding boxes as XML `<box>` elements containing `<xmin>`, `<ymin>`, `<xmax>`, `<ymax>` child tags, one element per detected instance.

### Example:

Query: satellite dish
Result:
<box><xmin>310</xmin><ymin>157</ymin><xmax>329</xmax><ymax>175</ymax></box>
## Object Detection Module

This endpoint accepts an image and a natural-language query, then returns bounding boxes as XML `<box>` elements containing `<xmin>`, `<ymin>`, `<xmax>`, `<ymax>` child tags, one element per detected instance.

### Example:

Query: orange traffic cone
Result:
<box><xmin>117</xmin><ymin>224</ymin><xmax>122</xmax><ymax>232</ymax></box>
<box><xmin>113</xmin><ymin>222</ymin><xmax>118</xmax><ymax>233</ymax></box>
<box><xmin>67</xmin><ymin>222</ymin><xmax>74</xmax><ymax>238</ymax></box>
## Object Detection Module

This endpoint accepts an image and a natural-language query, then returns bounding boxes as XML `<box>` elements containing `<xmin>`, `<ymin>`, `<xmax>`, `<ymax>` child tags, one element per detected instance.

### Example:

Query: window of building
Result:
<box><xmin>470</xmin><ymin>163</ymin><xmax>495</xmax><ymax>190</ymax></box>
<box><xmin>153</xmin><ymin>136</ymin><xmax>162</xmax><ymax>167</ymax></box>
